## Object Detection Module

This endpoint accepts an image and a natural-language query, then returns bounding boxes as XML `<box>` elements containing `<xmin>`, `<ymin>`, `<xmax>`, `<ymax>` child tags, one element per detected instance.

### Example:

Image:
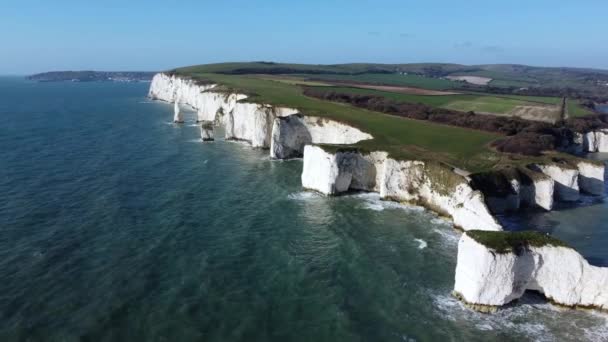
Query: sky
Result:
<box><xmin>1</xmin><ymin>0</ymin><xmax>607</xmax><ymax>74</ymax></box>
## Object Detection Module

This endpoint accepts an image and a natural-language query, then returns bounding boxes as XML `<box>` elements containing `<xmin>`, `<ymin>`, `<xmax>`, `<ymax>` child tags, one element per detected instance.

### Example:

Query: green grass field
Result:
<box><xmin>176</xmin><ymin>71</ymin><xmax>500</xmax><ymax>171</ymax></box>
<box><xmin>309</xmin><ymin>86</ymin><xmax>561</xmax><ymax>117</ymax></box>
<box><xmin>298</xmin><ymin>73</ymin><xmax>459</xmax><ymax>90</ymax></box>
<box><xmin>567</xmin><ymin>99</ymin><xmax>594</xmax><ymax>117</ymax></box>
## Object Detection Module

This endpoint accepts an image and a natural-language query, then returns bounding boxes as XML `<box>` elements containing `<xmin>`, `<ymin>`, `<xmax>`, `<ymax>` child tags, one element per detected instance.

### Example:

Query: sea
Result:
<box><xmin>1</xmin><ymin>77</ymin><xmax>607</xmax><ymax>341</ymax></box>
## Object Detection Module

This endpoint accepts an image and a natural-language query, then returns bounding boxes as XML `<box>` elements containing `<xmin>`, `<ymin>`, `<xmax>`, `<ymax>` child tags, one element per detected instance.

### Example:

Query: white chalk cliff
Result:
<box><xmin>576</xmin><ymin>129</ymin><xmax>608</xmax><ymax>153</ymax></box>
<box><xmin>149</xmin><ymin>73</ymin><xmax>369</xmax><ymax>149</ymax></box>
<box><xmin>270</xmin><ymin>115</ymin><xmax>372</xmax><ymax>159</ymax></box>
<box><xmin>301</xmin><ymin>145</ymin><xmax>502</xmax><ymax>231</ymax></box>
<box><xmin>577</xmin><ymin>160</ymin><xmax>606</xmax><ymax>195</ymax></box>
<box><xmin>454</xmin><ymin>232</ymin><xmax>608</xmax><ymax>311</ymax></box>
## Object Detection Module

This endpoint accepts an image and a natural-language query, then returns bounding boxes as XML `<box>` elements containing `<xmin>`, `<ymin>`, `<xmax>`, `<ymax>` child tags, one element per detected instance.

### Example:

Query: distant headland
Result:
<box><xmin>27</xmin><ymin>71</ymin><xmax>156</xmax><ymax>82</ymax></box>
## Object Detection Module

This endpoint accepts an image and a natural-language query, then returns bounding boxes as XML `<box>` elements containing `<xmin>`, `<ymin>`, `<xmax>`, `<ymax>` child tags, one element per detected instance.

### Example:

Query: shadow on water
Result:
<box><xmin>498</xmin><ymin>156</ymin><xmax>608</xmax><ymax>266</ymax></box>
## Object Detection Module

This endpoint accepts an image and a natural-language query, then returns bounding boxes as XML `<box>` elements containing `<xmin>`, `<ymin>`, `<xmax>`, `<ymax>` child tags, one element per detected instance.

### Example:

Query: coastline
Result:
<box><xmin>149</xmin><ymin>72</ymin><xmax>608</xmax><ymax>314</ymax></box>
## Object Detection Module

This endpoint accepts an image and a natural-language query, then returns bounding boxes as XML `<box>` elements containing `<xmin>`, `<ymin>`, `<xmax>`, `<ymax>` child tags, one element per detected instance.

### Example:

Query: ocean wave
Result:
<box><xmin>432</xmin><ymin>294</ymin><xmax>552</xmax><ymax>341</ymax></box>
<box><xmin>433</xmin><ymin>227</ymin><xmax>460</xmax><ymax>246</ymax></box>
<box><xmin>352</xmin><ymin>193</ymin><xmax>424</xmax><ymax>212</ymax></box>
<box><xmin>431</xmin><ymin>293</ymin><xmax>608</xmax><ymax>341</ymax></box>
<box><xmin>430</xmin><ymin>217</ymin><xmax>452</xmax><ymax>226</ymax></box>
<box><xmin>414</xmin><ymin>238</ymin><xmax>427</xmax><ymax>249</ymax></box>
<box><xmin>287</xmin><ymin>191</ymin><xmax>323</xmax><ymax>201</ymax></box>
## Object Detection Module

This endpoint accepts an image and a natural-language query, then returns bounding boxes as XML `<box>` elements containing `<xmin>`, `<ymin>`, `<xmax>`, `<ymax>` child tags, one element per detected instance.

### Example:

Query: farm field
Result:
<box><xmin>567</xmin><ymin>99</ymin><xmax>594</xmax><ymax>117</ymax></box>
<box><xmin>309</xmin><ymin>86</ymin><xmax>563</xmax><ymax>122</ymax></box>
<box><xmin>292</xmin><ymin>73</ymin><xmax>460</xmax><ymax>90</ymax></box>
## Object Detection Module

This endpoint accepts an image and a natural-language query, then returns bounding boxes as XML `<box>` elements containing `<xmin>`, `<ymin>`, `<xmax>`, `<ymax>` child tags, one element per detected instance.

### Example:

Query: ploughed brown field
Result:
<box><xmin>329</xmin><ymin>82</ymin><xmax>461</xmax><ymax>96</ymax></box>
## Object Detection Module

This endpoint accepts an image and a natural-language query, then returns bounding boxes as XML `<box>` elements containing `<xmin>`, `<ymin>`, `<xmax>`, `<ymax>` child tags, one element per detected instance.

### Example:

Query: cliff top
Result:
<box><xmin>466</xmin><ymin>230</ymin><xmax>570</xmax><ymax>254</ymax></box>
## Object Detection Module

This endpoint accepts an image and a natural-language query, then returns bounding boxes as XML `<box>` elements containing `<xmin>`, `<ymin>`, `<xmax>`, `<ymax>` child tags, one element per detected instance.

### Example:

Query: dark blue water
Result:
<box><xmin>598</xmin><ymin>104</ymin><xmax>608</xmax><ymax>114</ymax></box>
<box><xmin>1</xmin><ymin>77</ymin><xmax>607</xmax><ymax>341</ymax></box>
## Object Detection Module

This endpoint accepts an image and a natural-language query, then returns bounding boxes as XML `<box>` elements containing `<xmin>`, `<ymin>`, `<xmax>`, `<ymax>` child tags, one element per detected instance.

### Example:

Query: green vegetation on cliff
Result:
<box><xmin>467</xmin><ymin>230</ymin><xmax>570</xmax><ymax>254</ymax></box>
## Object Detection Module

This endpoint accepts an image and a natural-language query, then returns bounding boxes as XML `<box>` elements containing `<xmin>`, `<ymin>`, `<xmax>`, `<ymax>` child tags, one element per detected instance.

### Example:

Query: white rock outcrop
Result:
<box><xmin>271</xmin><ymin>115</ymin><xmax>373</xmax><ymax>159</ymax></box>
<box><xmin>577</xmin><ymin>160</ymin><xmax>605</xmax><ymax>196</ymax></box>
<box><xmin>380</xmin><ymin>159</ymin><xmax>502</xmax><ymax>231</ymax></box>
<box><xmin>149</xmin><ymin>73</ymin><xmax>217</xmax><ymax>107</ymax></box>
<box><xmin>583</xmin><ymin>129</ymin><xmax>608</xmax><ymax>153</ymax></box>
<box><xmin>173</xmin><ymin>98</ymin><xmax>184</xmax><ymax>123</ymax></box>
<box><xmin>519</xmin><ymin>171</ymin><xmax>555</xmax><ymax>211</ymax></box>
<box><xmin>301</xmin><ymin>145</ymin><xmax>501</xmax><ymax>231</ymax></box>
<box><xmin>471</xmin><ymin>168</ymin><xmax>555</xmax><ymax>212</ymax></box>
<box><xmin>200</xmin><ymin>122</ymin><xmax>214</xmax><ymax>141</ymax></box>
<box><xmin>454</xmin><ymin>232</ymin><xmax>608</xmax><ymax>311</ymax></box>
<box><xmin>149</xmin><ymin>73</ymin><xmax>300</xmax><ymax>147</ymax></box>
<box><xmin>531</xmin><ymin>164</ymin><xmax>580</xmax><ymax>202</ymax></box>
<box><xmin>196</xmin><ymin>92</ymin><xmax>246</xmax><ymax>123</ymax></box>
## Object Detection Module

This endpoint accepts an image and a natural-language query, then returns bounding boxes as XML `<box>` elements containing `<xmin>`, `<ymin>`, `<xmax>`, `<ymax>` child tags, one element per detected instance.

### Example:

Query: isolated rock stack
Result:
<box><xmin>173</xmin><ymin>96</ymin><xmax>184</xmax><ymax>123</ymax></box>
<box><xmin>200</xmin><ymin>121</ymin><xmax>214</xmax><ymax>141</ymax></box>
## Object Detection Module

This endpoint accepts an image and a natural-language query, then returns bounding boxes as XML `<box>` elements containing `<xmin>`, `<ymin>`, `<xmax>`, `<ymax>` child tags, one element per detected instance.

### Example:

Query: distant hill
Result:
<box><xmin>27</xmin><ymin>71</ymin><xmax>156</xmax><ymax>82</ymax></box>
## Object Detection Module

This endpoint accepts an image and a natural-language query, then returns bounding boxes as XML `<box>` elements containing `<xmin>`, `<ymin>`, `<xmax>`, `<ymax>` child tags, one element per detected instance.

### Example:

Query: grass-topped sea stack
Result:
<box><xmin>454</xmin><ymin>230</ymin><xmax>608</xmax><ymax>312</ymax></box>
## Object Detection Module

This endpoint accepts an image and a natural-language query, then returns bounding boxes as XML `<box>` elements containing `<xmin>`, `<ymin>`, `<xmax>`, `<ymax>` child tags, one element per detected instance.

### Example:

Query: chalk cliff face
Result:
<box><xmin>530</xmin><ymin>164</ymin><xmax>580</xmax><ymax>202</ymax></box>
<box><xmin>577</xmin><ymin>160</ymin><xmax>606</xmax><ymax>195</ymax></box>
<box><xmin>583</xmin><ymin>129</ymin><xmax>608</xmax><ymax>153</ymax></box>
<box><xmin>519</xmin><ymin>171</ymin><xmax>554</xmax><ymax>211</ymax></box>
<box><xmin>149</xmin><ymin>73</ymin><xmax>217</xmax><ymax>106</ymax></box>
<box><xmin>149</xmin><ymin>73</ymin><xmax>298</xmax><ymax>147</ymax></box>
<box><xmin>225</xmin><ymin>103</ymin><xmax>297</xmax><ymax>148</ymax></box>
<box><xmin>454</xmin><ymin>232</ymin><xmax>608</xmax><ymax>311</ymax></box>
<box><xmin>301</xmin><ymin>145</ymin><xmax>501</xmax><ymax>231</ymax></box>
<box><xmin>271</xmin><ymin>115</ymin><xmax>373</xmax><ymax>159</ymax></box>
<box><xmin>470</xmin><ymin>168</ymin><xmax>555</xmax><ymax>212</ymax></box>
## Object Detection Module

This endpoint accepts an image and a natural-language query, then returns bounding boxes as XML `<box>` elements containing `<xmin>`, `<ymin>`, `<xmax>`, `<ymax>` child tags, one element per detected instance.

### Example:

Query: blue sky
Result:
<box><xmin>1</xmin><ymin>0</ymin><xmax>607</xmax><ymax>74</ymax></box>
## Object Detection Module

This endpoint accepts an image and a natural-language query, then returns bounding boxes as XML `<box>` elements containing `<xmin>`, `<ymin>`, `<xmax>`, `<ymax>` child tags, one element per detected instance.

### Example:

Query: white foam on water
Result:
<box><xmin>225</xmin><ymin>139</ymin><xmax>251</xmax><ymax>146</ymax></box>
<box><xmin>138</xmin><ymin>100</ymin><xmax>155</xmax><ymax>104</ymax></box>
<box><xmin>430</xmin><ymin>217</ymin><xmax>452</xmax><ymax>226</ymax></box>
<box><xmin>431</xmin><ymin>293</ymin><xmax>608</xmax><ymax>341</ymax></box>
<box><xmin>433</xmin><ymin>227</ymin><xmax>460</xmax><ymax>246</ymax></box>
<box><xmin>582</xmin><ymin>311</ymin><xmax>608</xmax><ymax>341</ymax></box>
<box><xmin>269</xmin><ymin>157</ymin><xmax>303</xmax><ymax>162</ymax></box>
<box><xmin>352</xmin><ymin>193</ymin><xmax>424</xmax><ymax>212</ymax></box>
<box><xmin>203</xmin><ymin>160</ymin><xmax>208</xmax><ymax>164</ymax></box>
<box><xmin>414</xmin><ymin>239</ymin><xmax>427</xmax><ymax>250</ymax></box>
<box><xmin>431</xmin><ymin>294</ymin><xmax>553</xmax><ymax>341</ymax></box>
<box><xmin>288</xmin><ymin>191</ymin><xmax>323</xmax><ymax>201</ymax></box>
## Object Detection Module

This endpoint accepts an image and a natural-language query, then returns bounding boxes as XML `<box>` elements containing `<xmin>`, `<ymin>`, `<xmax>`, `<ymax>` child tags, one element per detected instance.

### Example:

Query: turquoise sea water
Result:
<box><xmin>1</xmin><ymin>77</ymin><xmax>607</xmax><ymax>341</ymax></box>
